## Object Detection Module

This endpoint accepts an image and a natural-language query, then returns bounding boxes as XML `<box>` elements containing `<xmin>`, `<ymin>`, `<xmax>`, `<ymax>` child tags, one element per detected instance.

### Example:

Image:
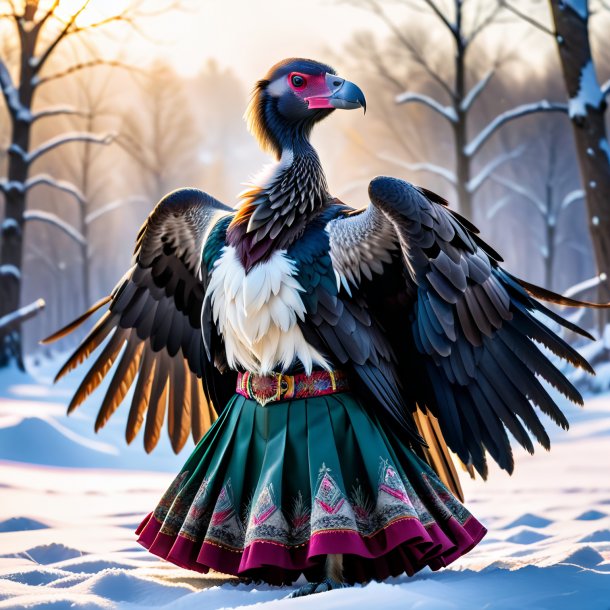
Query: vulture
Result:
<box><xmin>45</xmin><ymin>58</ymin><xmax>605</xmax><ymax>596</ymax></box>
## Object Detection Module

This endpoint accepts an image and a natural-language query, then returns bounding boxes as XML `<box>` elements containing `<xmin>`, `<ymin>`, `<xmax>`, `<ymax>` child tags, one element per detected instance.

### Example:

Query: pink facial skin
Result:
<box><xmin>288</xmin><ymin>72</ymin><xmax>334</xmax><ymax>109</ymax></box>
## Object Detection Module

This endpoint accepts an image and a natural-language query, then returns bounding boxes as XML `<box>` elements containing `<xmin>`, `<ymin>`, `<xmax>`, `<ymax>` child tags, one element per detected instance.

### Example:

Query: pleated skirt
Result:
<box><xmin>136</xmin><ymin>392</ymin><xmax>486</xmax><ymax>584</ymax></box>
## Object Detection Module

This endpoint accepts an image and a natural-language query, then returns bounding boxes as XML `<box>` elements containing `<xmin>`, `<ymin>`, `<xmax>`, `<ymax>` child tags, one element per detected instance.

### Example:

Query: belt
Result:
<box><xmin>236</xmin><ymin>370</ymin><xmax>349</xmax><ymax>406</ymax></box>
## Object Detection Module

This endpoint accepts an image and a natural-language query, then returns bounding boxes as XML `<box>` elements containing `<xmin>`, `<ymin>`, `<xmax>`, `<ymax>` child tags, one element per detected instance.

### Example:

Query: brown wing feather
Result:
<box><xmin>126</xmin><ymin>349</ymin><xmax>156</xmax><ymax>444</ymax></box>
<box><xmin>413</xmin><ymin>408</ymin><xmax>465</xmax><ymax>502</ymax></box>
<box><xmin>144</xmin><ymin>366</ymin><xmax>169</xmax><ymax>453</ymax></box>
<box><xmin>517</xmin><ymin>277</ymin><xmax>610</xmax><ymax>309</ymax></box>
<box><xmin>67</xmin><ymin>328</ymin><xmax>129</xmax><ymax>414</ymax></box>
<box><xmin>44</xmin><ymin>189</ymin><xmax>234</xmax><ymax>453</ymax></box>
<box><xmin>54</xmin><ymin>311</ymin><xmax>115</xmax><ymax>382</ymax></box>
<box><xmin>40</xmin><ymin>296</ymin><xmax>111</xmax><ymax>345</ymax></box>
<box><xmin>95</xmin><ymin>335</ymin><xmax>144</xmax><ymax>432</ymax></box>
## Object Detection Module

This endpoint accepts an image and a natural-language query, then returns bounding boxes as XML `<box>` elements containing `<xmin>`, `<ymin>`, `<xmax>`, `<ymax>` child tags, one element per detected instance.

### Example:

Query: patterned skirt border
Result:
<box><xmin>136</xmin><ymin>509</ymin><xmax>486</xmax><ymax>584</ymax></box>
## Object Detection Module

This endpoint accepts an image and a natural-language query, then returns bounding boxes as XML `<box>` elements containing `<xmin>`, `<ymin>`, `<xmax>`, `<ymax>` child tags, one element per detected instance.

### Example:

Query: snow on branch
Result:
<box><xmin>569</xmin><ymin>61</ymin><xmax>603</xmax><ymax>119</ymax></box>
<box><xmin>561</xmin><ymin>189</ymin><xmax>584</xmax><ymax>210</ymax></box>
<box><xmin>563</xmin><ymin>0</ymin><xmax>588</xmax><ymax>20</ymax></box>
<box><xmin>377</xmin><ymin>152</ymin><xmax>457</xmax><ymax>186</ymax></box>
<box><xmin>0</xmin><ymin>299</ymin><xmax>46</xmax><ymax>333</ymax></box>
<box><xmin>485</xmin><ymin>195</ymin><xmax>511</xmax><ymax>220</ymax></box>
<box><xmin>461</xmin><ymin>70</ymin><xmax>495</xmax><ymax>112</ymax></box>
<box><xmin>23</xmin><ymin>210</ymin><xmax>86</xmax><ymax>245</ymax></box>
<box><xmin>35</xmin><ymin>60</ymin><xmax>140</xmax><ymax>87</ymax></box>
<box><xmin>13</xmin><ymin>132</ymin><xmax>115</xmax><ymax>164</ymax></box>
<box><xmin>563</xmin><ymin>274</ymin><xmax>604</xmax><ymax>300</ymax></box>
<box><xmin>602</xmin><ymin>79</ymin><xmax>610</xmax><ymax>100</ymax></box>
<box><xmin>395</xmin><ymin>92</ymin><xmax>457</xmax><ymax>123</ymax></box>
<box><xmin>465</xmin><ymin>101</ymin><xmax>568</xmax><ymax>156</ymax></box>
<box><xmin>85</xmin><ymin>195</ymin><xmax>148</xmax><ymax>224</ymax></box>
<box><xmin>0</xmin><ymin>58</ymin><xmax>30</xmax><ymax>121</ymax></box>
<box><xmin>31</xmin><ymin>106</ymin><xmax>84</xmax><ymax>123</ymax></box>
<box><xmin>25</xmin><ymin>174</ymin><xmax>86</xmax><ymax>205</ymax></box>
<box><xmin>466</xmin><ymin>144</ymin><xmax>525</xmax><ymax>194</ymax></box>
<box><xmin>490</xmin><ymin>174</ymin><xmax>546</xmax><ymax>216</ymax></box>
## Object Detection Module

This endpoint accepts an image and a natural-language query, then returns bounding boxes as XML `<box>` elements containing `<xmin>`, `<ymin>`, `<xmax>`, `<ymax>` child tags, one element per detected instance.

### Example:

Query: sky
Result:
<box><xmin>56</xmin><ymin>0</ymin><xmax>395</xmax><ymax>81</ymax></box>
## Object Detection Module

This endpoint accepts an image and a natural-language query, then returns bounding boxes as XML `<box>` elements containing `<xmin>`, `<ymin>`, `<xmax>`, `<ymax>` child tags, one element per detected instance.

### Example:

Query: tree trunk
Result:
<box><xmin>453</xmin><ymin>1</ymin><xmax>473</xmax><ymax>221</ymax></box>
<box><xmin>0</xmin><ymin>24</ymin><xmax>39</xmax><ymax>368</ymax></box>
<box><xmin>549</xmin><ymin>0</ymin><xmax>610</xmax><ymax>328</ymax></box>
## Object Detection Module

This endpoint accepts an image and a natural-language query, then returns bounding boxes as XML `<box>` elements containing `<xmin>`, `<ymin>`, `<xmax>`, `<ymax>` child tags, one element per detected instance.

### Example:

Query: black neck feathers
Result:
<box><xmin>227</xmin><ymin>146</ymin><xmax>329</xmax><ymax>271</ymax></box>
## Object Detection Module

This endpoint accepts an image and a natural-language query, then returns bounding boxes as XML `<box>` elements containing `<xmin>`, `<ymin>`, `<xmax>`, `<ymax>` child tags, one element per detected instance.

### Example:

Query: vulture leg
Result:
<box><xmin>286</xmin><ymin>554</ymin><xmax>349</xmax><ymax>598</ymax></box>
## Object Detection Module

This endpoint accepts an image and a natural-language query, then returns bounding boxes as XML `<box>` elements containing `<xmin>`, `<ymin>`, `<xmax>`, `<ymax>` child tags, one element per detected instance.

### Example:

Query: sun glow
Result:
<box><xmin>45</xmin><ymin>0</ymin><xmax>133</xmax><ymax>28</ymax></box>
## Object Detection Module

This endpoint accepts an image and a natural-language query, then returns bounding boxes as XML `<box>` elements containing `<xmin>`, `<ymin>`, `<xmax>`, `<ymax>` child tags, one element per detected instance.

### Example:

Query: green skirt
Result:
<box><xmin>136</xmin><ymin>392</ymin><xmax>486</xmax><ymax>584</ymax></box>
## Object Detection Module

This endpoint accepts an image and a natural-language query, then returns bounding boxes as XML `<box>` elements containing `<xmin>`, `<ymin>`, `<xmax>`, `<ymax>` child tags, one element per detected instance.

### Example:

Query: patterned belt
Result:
<box><xmin>236</xmin><ymin>370</ymin><xmax>349</xmax><ymax>406</ymax></box>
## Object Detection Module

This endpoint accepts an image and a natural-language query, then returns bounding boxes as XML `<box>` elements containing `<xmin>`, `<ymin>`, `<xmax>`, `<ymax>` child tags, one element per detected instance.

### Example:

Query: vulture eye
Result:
<box><xmin>290</xmin><ymin>74</ymin><xmax>306</xmax><ymax>89</ymax></box>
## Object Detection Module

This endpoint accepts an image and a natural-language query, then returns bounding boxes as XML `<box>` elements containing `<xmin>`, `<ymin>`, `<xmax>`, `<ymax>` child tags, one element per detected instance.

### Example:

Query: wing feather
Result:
<box><xmin>327</xmin><ymin>176</ymin><xmax>602</xmax><ymax>483</ymax></box>
<box><xmin>45</xmin><ymin>188</ymin><xmax>234</xmax><ymax>453</ymax></box>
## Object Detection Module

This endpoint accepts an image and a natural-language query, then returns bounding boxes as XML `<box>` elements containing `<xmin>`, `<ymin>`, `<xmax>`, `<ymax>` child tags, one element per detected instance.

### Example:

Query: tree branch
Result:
<box><xmin>561</xmin><ymin>188</ymin><xmax>585</xmax><ymax>210</ymax></box>
<box><xmin>468</xmin><ymin>3</ymin><xmax>503</xmax><ymax>45</ymax></box>
<box><xmin>465</xmin><ymin>101</ymin><xmax>568</xmax><ymax>156</ymax></box>
<box><xmin>0</xmin><ymin>299</ymin><xmax>46</xmax><ymax>333</ymax></box>
<box><xmin>0</xmin><ymin>57</ymin><xmax>23</xmax><ymax>118</ymax></box>
<box><xmin>395</xmin><ymin>91</ymin><xmax>458</xmax><ymax>122</ymax></box>
<box><xmin>486</xmin><ymin>195</ymin><xmax>511</xmax><ymax>220</ymax></box>
<box><xmin>423</xmin><ymin>0</ymin><xmax>457</xmax><ymax>38</ymax></box>
<box><xmin>377</xmin><ymin>151</ymin><xmax>457</xmax><ymax>186</ymax></box>
<box><xmin>85</xmin><ymin>195</ymin><xmax>148</xmax><ymax>224</ymax></box>
<box><xmin>33</xmin><ymin>0</ymin><xmax>61</xmax><ymax>33</ymax></box>
<box><xmin>23</xmin><ymin>210</ymin><xmax>86</xmax><ymax>245</ymax></box>
<box><xmin>460</xmin><ymin>69</ymin><xmax>495</xmax><ymax>112</ymax></box>
<box><xmin>32</xmin><ymin>0</ymin><xmax>93</xmax><ymax>74</ymax></box>
<box><xmin>25</xmin><ymin>174</ymin><xmax>86</xmax><ymax>205</ymax></box>
<box><xmin>19</xmin><ymin>132</ymin><xmax>115</xmax><ymax>164</ymax></box>
<box><xmin>490</xmin><ymin>174</ymin><xmax>546</xmax><ymax>216</ymax></box>
<box><xmin>467</xmin><ymin>144</ymin><xmax>525</xmax><ymax>193</ymax></box>
<box><xmin>34</xmin><ymin>59</ymin><xmax>139</xmax><ymax>87</ymax></box>
<box><xmin>31</xmin><ymin>106</ymin><xmax>85</xmax><ymax>123</ymax></box>
<box><xmin>499</xmin><ymin>0</ymin><xmax>556</xmax><ymax>36</ymax></box>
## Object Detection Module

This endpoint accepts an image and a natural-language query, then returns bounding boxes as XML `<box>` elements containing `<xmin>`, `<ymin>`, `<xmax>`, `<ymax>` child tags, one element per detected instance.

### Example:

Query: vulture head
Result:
<box><xmin>246</xmin><ymin>58</ymin><xmax>366</xmax><ymax>159</ymax></box>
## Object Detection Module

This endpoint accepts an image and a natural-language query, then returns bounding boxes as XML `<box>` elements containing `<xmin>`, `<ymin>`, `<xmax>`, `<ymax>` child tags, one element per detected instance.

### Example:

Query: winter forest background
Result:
<box><xmin>1</xmin><ymin>1</ymin><xmax>610</xmax><ymax>609</ymax></box>
<box><xmin>1</xmin><ymin>0</ymin><xmax>609</xmax><ymax>372</ymax></box>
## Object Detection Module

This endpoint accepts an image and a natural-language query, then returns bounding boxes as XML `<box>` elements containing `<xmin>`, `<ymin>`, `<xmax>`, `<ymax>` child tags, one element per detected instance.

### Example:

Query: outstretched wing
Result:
<box><xmin>327</xmin><ymin>176</ymin><xmax>601</xmax><ymax>483</ymax></box>
<box><xmin>43</xmin><ymin>188</ymin><xmax>234</xmax><ymax>453</ymax></box>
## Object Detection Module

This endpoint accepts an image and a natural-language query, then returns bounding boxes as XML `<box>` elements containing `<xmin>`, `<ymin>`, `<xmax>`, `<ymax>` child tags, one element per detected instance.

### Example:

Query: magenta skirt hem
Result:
<box><xmin>136</xmin><ymin>511</ymin><xmax>486</xmax><ymax>583</ymax></box>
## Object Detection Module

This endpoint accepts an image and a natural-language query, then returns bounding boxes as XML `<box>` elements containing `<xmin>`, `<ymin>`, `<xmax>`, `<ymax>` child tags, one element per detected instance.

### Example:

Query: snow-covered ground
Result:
<box><xmin>1</xmin><ymin>358</ymin><xmax>609</xmax><ymax>609</ymax></box>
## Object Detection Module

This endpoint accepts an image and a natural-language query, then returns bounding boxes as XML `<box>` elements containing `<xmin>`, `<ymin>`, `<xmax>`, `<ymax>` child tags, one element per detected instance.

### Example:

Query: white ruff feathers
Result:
<box><xmin>209</xmin><ymin>246</ymin><xmax>329</xmax><ymax>374</ymax></box>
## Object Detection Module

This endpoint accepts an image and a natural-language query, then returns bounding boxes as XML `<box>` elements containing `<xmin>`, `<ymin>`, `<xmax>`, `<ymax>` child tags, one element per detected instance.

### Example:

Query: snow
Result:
<box><xmin>1</xmin><ymin>363</ymin><xmax>610</xmax><ymax>608</ymax></box>
<box><xmin>460</xmin><ymin>70</ymin><xmax>494</xmax><ymax>112</ymax></box>
<box><xmin>563</xmin><ymin>274</ymin><xmax>603</xmax><ymax>299</ymax></box>
<box><xmin>0</xmin><ymin>300</ymin><xmax>45</xmax><ymax>332</ymax></box>
<box><xmin>394</xmin><ymin>92</ymin><xmax>458</xmax><ymax>123</ymax></box>
<box><xmin>568</xmin><ymin>61</ymin><xmax>603</xmax><ymax>119</ymax></box>
<box><xmin>23</xmin><ymin>210</ymin><xmax>86</xmax><ymax>246</ymax></box>
<box><xmin>0</xmin><ymin>180</ymin><xmax>25</xmax><ymax>194</ymax></box>
<box><xmin>564</xmin><ymin>0</ymin><xmax>588</xmax><ymax>20</ymax></box>
<box><xmin>0</xmin><ymin>265</ymin><xmax>21</xmax><ymax>280</ymax></box>
<box><xmin>1</xmin><ymin>219</ymin><xmax>19</xmax><ymax>232</ymax></box>
<box><xmin>600</xmin><ymin>138</ymin><xmax>610</xmax><ymax>164</ymax></box>
<box><xmin>376</xmin><ymin>153</ymin><xmax>457</xmax><ymax>186</ymax></box>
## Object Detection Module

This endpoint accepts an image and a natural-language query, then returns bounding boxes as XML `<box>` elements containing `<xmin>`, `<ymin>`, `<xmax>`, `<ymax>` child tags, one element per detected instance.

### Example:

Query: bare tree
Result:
<box><xmin>117</xmin><ymin>61</ymin><xmax>202</xmax><ymax>203</ymax></box>
<box><xmin>350</xmin><ymin>0</ymin><xmax>570</xmax><ymax>221</ymax></box>
<box><xmin>0</xmin><ymin>0</ymin><xmax>155</xmax><ymax>368</ymax></box>
<box><xmin>500</xmin><ymin>0</ymin><xmax>610</xmax><ymax>324</ymax></box>
<box><xmin>489</xmin><ymin>129</ymin><xmax>584</xmax><ymax>290</ymax></box>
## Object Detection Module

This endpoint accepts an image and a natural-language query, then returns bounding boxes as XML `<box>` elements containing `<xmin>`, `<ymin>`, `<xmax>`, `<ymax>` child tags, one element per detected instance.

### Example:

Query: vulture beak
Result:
<box><xmin>306</xmin><ymin>73</ymin><xmax>367</xmax><ymax>113</ymax></box>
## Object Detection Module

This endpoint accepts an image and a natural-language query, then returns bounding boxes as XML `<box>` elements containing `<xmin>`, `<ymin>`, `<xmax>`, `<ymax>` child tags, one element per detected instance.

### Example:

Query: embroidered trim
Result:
<box><xmin>236</xmin><ymin>369</ymin><xmax>349</xmax><ymax>406</ymax></box>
